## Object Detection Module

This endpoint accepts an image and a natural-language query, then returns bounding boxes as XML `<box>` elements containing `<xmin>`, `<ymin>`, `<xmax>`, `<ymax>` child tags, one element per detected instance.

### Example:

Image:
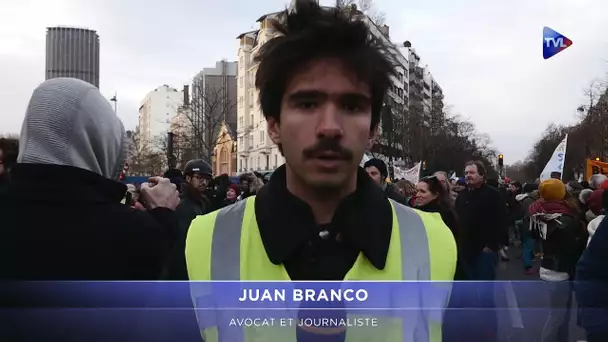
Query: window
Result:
<box><xmin>250</xmin><ymin>115</ymin><xmax>253</xmax><ymax>126</ymax></box>
<box><xmin>220</xmin><ymin>148</ymin><xmax>229</xmax><ymax>175</ymax></box>
<box><xmin>239</xmin><ymin>116</ymin><xmax>243</xmax><ymax>126</ymax></box>
<box><xmin>260</xmin><ymin>131</ymin><xmax>265</xmax><ymax>143</ymax></box>
<box><xmin>238</xmin><ymin>137</ymin><xmax>243</xmax><ymax>147</ymax></box>
<box><xmin>239</xmin><ymin>96</ymin><xmax>243</xmax><ymax>108</ymax></box>
<box><xmin>249</xmin><ymin>135</ymin><xmax>253</xmax><ymax>148</ymax></box>
<box><xmin>239</xmin><ymin>77</ymin><xmax>243</xmax><ymax>88</ymax></box>
<box><xmin>275</xmin><ymin>155</ymin><xmax>278</xmax><ymax>168</ymax></box>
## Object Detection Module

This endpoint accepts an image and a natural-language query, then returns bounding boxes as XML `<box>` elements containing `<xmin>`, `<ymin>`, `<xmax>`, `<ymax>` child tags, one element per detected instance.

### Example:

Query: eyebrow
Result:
<box><xmin>287</xmin><ymin>90</ymin><xmax>371</xmax><ymax>103</ymax></box>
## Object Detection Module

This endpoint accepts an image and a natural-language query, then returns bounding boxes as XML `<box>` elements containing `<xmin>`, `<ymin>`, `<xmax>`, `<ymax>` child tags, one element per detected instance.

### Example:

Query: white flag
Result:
<box><xmin>539</xmin><ymin>134</ymin><xmax>568</xmax><ymax>182</ymax></box>
<box><xmin>394</xmin><ymin>161</ymin><xmax>422</xmax><ymax>183</ymax></box>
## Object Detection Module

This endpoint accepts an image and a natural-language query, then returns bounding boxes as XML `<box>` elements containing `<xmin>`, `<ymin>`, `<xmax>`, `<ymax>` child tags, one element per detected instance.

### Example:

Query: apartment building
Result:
<box><xmin>191</xmin><ymin>61</ymin><xmax>238</xmax><ymax>159</ymax></box>
<box><xmin>235</xmin><ymin>13</ymin><xmax>283</xmax><ymax>173</ymax></box>
<box><xmin>138</xmin><ymin>85</ymin><xmax>183</xmax><ymax>153</ymax></box>
<box><xmin>235</xmin><ymin>3</ymin><xmax>414</xmax><ymax>172</ymax></box>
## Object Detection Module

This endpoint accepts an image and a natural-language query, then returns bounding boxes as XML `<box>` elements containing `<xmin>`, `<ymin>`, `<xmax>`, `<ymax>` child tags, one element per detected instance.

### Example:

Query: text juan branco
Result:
<box><xmin>238</xmin><ymin>288</ymin><xmax>369</xmax><ymax>302</ymax></box>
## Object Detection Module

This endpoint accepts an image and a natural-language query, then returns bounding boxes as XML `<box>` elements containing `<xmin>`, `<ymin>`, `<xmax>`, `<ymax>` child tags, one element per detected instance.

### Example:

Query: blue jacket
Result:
<box><xmin>576</xmin><ymin>216</ymin><xmax>608</xmax><ymax>335</ymax></box>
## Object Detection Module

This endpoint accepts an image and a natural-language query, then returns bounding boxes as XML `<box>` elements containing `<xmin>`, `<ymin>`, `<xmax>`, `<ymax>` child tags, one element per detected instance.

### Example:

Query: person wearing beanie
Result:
<box><xmin>585</xmin><ymin>189</ymin><xmax>604</xmax><ymax>223</ymax></box>
<box><xmin>586</xmin><ymin>189</ymin><xmax>608</xmax><ymax>246</ymax></box>
<box><xmin>165</xmin><ymin>158</ymin><xmax>213</xmax><ymax>280</ymax></box>
<box><xmin>363</xmin><ymin>158</ymin><xmax>408</xmax><ymax>205</ymax></box>
<box><xmin>224</xmin><ymin>183</ymin><xmax>241</xmax><ymax>206</ymax></box>
<box><xmin>529</xmin><ymin>178</ymin><xmax>583</xmax><ymax>341</ymax></box>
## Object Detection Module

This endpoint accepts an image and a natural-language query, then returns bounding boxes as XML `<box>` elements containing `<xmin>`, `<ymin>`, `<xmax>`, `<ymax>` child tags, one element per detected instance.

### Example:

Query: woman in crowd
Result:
<box><xmin>415</xmin><ymin>175</ymin><xmax>465</xmax><ymax>280</ymax></box>
<box><xmin>224</xmin><ymin>184</ymin><xmax>240</xmax><ymax>207</ymax></box>
<box><xmin>395</xmin><ymin>179</ymin><xmax>416</xmax><ymax>206</ymax></box>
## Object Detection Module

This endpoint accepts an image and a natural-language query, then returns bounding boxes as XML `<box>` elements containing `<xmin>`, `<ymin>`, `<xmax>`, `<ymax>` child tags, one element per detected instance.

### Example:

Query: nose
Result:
<box><xmin>315</xmin><ymin>104</ymin><xmax>343</xmax><ymax>139</ymax></box>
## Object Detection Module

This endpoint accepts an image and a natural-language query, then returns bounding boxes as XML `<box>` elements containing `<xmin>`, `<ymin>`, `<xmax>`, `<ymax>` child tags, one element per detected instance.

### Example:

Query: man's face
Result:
<box><xmin>465</xmin><ymin>164</ymin><xmax>483</xmax><ymax>187</ymax></box>
<box><xmin>267</xmin><ymin>58</ymin><xmax>376</xmax><ymax>190</ymax></box>
<box><xmin>188</xmin><ymin>173</ymin><xmax>209</xmax><ymax>192</ymax></box>
<box><xmin>365</xmin><ymin>166</ymin><xmax>383</xmax><ymax>186</ymax></box>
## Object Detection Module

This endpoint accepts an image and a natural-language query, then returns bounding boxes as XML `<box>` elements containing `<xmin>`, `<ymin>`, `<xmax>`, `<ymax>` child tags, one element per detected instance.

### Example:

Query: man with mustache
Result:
<box><xmin>185</xmin><ymin>1</ymin><xmax>457</xmax><ymax>341</ymax></box>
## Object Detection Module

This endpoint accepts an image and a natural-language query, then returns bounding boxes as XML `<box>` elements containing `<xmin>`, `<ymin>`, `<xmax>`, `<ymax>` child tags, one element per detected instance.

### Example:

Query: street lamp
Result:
<box><xmin>110</xmin><ymin>93</ymin><xmax>117</xmax><ymax>115</ymax></box>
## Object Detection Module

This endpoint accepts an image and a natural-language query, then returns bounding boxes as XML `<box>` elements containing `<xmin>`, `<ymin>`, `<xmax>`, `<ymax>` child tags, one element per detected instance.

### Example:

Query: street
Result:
<box><xmin>495</xmin><ymin>246</ymin><xmax>586</xmax><ymax>342</ymax></box>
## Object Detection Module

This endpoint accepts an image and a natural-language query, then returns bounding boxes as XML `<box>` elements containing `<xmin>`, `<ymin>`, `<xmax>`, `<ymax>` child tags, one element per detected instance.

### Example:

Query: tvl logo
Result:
<box><xmin>543</xmin><ymin>27</ymin><xmax>573</xmax><ymax>59</ymax></box>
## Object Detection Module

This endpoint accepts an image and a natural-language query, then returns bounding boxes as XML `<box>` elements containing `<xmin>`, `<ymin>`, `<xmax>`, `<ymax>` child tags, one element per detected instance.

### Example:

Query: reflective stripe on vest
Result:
<box><xmin>188</xmin><ymin>197</ymin><xmax>454</xmax><ymax>342</ymax></box>
<box><xmin>208</xmin><ymin>198</ymin><xmax>430</xmax><ymax>281</ymax></box>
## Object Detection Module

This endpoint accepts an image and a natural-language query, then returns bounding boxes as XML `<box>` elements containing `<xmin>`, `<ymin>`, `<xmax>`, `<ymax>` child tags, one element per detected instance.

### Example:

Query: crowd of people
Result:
<box><xmin>1</xmin><ymin>1</ymin><xmax>607</xmax><ymax>341</ymax></box>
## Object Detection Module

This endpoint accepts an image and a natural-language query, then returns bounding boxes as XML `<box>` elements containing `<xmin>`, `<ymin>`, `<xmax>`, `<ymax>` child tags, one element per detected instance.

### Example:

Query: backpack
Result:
<box><xmin>529</xmin><ymin>213</ymin><xmax>568</xmax><ymax>240</ymax></box>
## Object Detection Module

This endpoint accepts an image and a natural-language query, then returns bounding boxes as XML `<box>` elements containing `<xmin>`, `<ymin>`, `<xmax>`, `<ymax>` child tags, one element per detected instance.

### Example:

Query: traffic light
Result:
<box><xmin>596</xmin><ymin>157</ymin><xmax>601</xmax><ymax>161</ymax></box>
<box><xmin>498</xmin><ymin>154</ymin><xmax>504</xmax><ymax>167</ymax></box>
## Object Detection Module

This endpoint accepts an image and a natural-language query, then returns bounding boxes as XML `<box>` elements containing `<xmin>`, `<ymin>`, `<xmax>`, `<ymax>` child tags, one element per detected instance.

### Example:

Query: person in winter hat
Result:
<box><xmin>529</xmin><ymin>178</ymin><xmax>583</xmax><ymax>341</ymax></box>
<box><xmin>165</xmin><ymin>159</ymin><xmax>213</xmax><ymax>280</ymax></box>
<box><xmin>538</xmin><ymin>178</ymin><xmax>566</xmax><ymax>201</ymax></box>
<box><xmin>587</xmin><ymin>189</ymin><xmax>608</xmax><ymax>246</ymax></box>
<box><xmin>225</xmin><ymin>183</ymin><xmax>240</xmax><ymax>206</ymax></box>
<box><xmin>363</xmin><ymin>158</ymin><xmax>407</xmax><ymax>205</ymax></box>
<box><xmin>585</xmin><ymin>189</ymin><xmax>604</xmax><ymax>223</ymax></box>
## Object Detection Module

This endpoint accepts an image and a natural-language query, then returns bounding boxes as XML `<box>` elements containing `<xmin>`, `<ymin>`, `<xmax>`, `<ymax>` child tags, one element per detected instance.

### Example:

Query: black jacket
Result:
<box><xmin>455</xmin><ymin>183</ymin><xmax>506</xmax><ymax>260</ymax></box>
<box><xmin>0</xmin><ymin>164</ymin><xmax>178</xmax><ymax>280</ymax></box>
<box><xmin>418</xmin><ymin>200</ymin><xmax>467</xmax><ymax>280</ymax></box>
<box><xmin>164</xmin><ymin>182</ymin><xmax>211</xmax><ymax>280</ymax></box>
<box><xmin>577</xmin><ymin>216</ymin><xmax>608</xmax><ymax>338</ymax></box>
<box><xmin>384</xmin><ymin>183</ymin><xmax>408</xmax><ymax>205</ymax></box>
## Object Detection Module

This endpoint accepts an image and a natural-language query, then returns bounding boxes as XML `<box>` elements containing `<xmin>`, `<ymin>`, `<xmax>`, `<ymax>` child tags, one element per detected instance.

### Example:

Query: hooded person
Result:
<box><xmin>0</xmin><ymin>78</ymin><xmax>180</xmax><ymax>281</ymax></box>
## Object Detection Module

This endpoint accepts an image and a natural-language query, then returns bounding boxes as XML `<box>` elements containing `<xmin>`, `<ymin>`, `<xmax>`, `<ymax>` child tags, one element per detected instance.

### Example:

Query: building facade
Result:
<box><xmin>46</xmin><ymin>27</ymin><xmax>100</xmax><ymax>88</ymax></box>
<box><xmin>236</xmin><ymin>13</ymin><xmax>284</xmax><ymax>174</ymax></box>
<box><xmin>235</xmin><ymin>4</ymin><xmax>443</xmax><ymax>172</ymax></box>
<box><xmin>138</xmin><ymin>85</ymin><xmax>183</xmax><ymax>154</ymax></box>
<box><xmin>212</xmin><ymin>121</ymin><xmax>238</xmax><ymax>176</ymax></box>
<box><xmin>191</xmin><ymin>61</ymin><xmax>238</xmax><ymax>161</ymax></box>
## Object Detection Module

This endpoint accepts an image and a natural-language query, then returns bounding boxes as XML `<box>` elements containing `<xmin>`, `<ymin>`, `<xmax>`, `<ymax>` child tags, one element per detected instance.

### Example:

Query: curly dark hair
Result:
<box><xmin>254</xmin><ymin>0</ymin><xmax>396</xmax><ymax>132</ymax></box>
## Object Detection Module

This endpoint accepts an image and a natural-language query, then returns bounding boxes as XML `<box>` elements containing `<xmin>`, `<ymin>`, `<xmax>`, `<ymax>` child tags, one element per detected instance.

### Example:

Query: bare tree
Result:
<box><xmin>127</xmin><ymin>127</ymin><xmax>164</xmax><ymax>176</ymax></box>
<box><xmin>178</xmin><ymin>86</ymin><xmax>236</xmax><ymax>164</ymax></box>
<box><xmin>336</xmin><ymin>0</ymin><xmax>386</xmax><ymax>26</ymax></box>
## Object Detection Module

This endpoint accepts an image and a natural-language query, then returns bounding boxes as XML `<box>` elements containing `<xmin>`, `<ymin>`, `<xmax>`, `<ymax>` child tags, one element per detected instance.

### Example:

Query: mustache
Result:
<box><xmin>302</xmin><ymin>138</ymin><xmax>354</xmax><ymax>161</ymax></box>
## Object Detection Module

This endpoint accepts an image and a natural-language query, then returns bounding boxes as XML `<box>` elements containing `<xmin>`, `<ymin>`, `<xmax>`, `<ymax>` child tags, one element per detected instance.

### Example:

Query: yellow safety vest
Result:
<box><xmin>186</xmin><ymin>197</ymin><xmax>457</xmax><ymax>342</ymax></box>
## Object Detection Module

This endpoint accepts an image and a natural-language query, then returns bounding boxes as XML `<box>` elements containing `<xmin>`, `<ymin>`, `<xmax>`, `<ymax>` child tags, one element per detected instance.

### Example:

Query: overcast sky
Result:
<box><xmin>1</xmin><ymin>0</ymin><xmax>607</xmax><ymax>163</ymax></box>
